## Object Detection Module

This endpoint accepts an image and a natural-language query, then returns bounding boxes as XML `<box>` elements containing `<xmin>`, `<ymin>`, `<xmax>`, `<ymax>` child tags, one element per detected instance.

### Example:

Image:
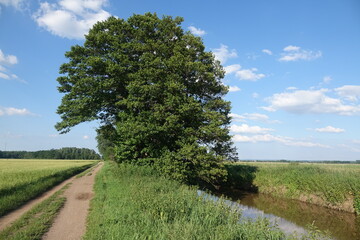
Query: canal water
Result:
<box><xmin>199</xmin><ymin>190</ymin><xmax>360</xmax><ymax>240</ymax></box>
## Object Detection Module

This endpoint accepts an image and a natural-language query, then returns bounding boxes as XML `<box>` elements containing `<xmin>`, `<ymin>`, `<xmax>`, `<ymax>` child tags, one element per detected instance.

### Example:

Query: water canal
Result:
<box><xmin>199</xmin><ymin>190</ymin><xmax>360</xmax><ymax>240</ymax></box>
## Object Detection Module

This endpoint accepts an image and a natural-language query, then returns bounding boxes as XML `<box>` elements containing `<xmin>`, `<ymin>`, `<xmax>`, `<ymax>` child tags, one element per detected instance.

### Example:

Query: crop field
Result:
<box><xmin>0</xmin><ymin>159</ymin><xmax>96</xmax><ymax>216</ymax></box>
<box><xmin>227</xmin><ymin>162</ymin><xmax>360</xmax><ymax>213</ymax></box>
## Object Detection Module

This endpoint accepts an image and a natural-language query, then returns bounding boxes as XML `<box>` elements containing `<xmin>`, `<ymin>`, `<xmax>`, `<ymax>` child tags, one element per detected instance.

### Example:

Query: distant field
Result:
<box><xmin>226</xmin><ymin>162</ymin><xmax>360</xmax><ymax>213</ymax></box>
<box><xmin>0</xmin><ymin>159</ymin><xmax>96</xmax><ymax>216</ymax></box>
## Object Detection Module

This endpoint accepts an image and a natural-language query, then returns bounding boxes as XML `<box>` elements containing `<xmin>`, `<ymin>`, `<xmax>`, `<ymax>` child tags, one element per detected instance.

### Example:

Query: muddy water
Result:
<box><xmin>213</xmin><ymin>191</ymin><xmax>360</xmax><ymax>240</ymax></box>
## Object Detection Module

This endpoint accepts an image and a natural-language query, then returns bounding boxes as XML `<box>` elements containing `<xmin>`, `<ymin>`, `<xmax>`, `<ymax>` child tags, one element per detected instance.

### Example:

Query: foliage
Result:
<box><xmin>56</xmin><ymin>13</ymin><xmax>237</xmax><ymax>185</ymax></box>
<box><xmin>0</xmin><ymin>148</ymin><xmax>100</xmax><ymax>160</ymax></box>
<box><xmin>0</xmin><ymin>185</ymin><xmax>68</xmax><ymax>240</ymax></box>
<box><xmin>222</xmin><ymin>164</ymin><xmax>258</xmax><ymax>191</ymax></box>
<box><xmin>228</xmin><ymin>162</ymin><xmax>360</xmax><ymax>213</ymax></box>
<box><xmin>84</xmin><ymin>161</ymin><xmax>285</xmax><ymax>240</ymax></box>
<box><xmin>0</xmin><ymin>159</ymin><xmax>95</xmax><ymax>216</ymax></box>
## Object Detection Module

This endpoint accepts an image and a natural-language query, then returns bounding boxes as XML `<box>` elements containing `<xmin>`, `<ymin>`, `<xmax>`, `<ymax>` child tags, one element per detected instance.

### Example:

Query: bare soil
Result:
<box><xmin>42</xmin><ymin>162</ymin><xmax>103</xmax><ymax>240</ymax></box>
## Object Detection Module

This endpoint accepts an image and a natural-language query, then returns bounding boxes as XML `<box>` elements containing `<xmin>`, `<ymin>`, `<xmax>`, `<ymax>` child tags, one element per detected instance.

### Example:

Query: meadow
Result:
<box><xmin>84</xmin><ymin>161</ymin><xmax>286</xmax><ymax>240</ymax></box>
<box><xmin>226</xmin><ymin>162</ymin><xmax>360</xmax><ymax>214</ymax></box>
<box><xmin>0</xmin><ymin>159</ymin><xmax>96</xmax><ymax>217</ymax></box>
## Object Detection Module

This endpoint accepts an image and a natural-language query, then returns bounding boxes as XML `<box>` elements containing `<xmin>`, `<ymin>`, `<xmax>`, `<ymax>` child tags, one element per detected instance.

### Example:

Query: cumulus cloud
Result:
<box><xmin>228</xmin><ymin>86</ymin><xmax>241</xmax><ymax>92</ymax></box>
<box><xmin>230</xmin><ymin>124</ymin><xmax>273</xmax><ymax>134</ymax></box>
<box><xmin>262</xmin><ymin>49</ymin><xmax>272</xmax><ymax>55</ymax></box>
<box><xmin>212</xmin><ymin>44</ymin><xmax>237</xmax><ymax>64</ymax></box>
<box><xmin>224</xmin><ymin>64</ymin><xmax>241</xmax><ymax>74</ymax></box>
<box><xmin>315</xmin><ymin>126</ymin><xmax>345</xmax><ymax>133</ymax></box>
<box><xmin>230</xmin><ymin>113</ymin><xmax>280</xmax><ymax>124</ymax></box>
<box><xmin>0</xmin><ymin>49</ymin><xmax>18</xmax><ymax>65</ymax></box>
<box><xmin>83</xmin><ymin>135</ymin><xmax>89</xmax><ymax>139</ymax></box>
<box><xmin>279</xmin><ymin>45</ymin><xmax>322</xmax><ymax>62</ymax></box>
<box><xmin>0</xmin><ymin>49</ymin><xmax>21</xmax><ymax>81</ymax></box>
<box><xmin>335</xmin><ymin>85</ymin><xmax>360</xmax><ymax>102</ymax></box>
<box><xmin>0</xmin><ymin>106</ymin><xmax>34</xmax><ymax>116</ymax></box>
<box><xmin>232</xmin><ymin>133</ymin><xmax>329</xmax><ymax>148</ymax></box>
<box><xmin>262</xmin><ymin>88</ymin><xmax>360</xmax><ymax>115</ymax></box>
<box><xmin>224</xmin><ymin>64</ymin><xmax>265</xmax><ymax>81</ymax></box>
<box><xmin>235</xmin><ymin>68</ymin><xmax>265</xmax><ymax>81</ymax></box>
<box><xmin>33</xmin><ymin>0</ymin><xmax>111</xmax><ymax>40</ymax></box>
<box><xmin>188</xmin><ymin>25</ymin><xmax>206</xmax><ymax>36</ymax></box>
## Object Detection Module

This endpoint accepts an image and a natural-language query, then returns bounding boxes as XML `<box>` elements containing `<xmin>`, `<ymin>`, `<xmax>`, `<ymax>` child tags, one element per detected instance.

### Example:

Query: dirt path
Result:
<box><xmin>42</xmin><ymin>162</ymin><xmax>103</xmax><ymax>240</ymax></box>
<box><xmin>0</xmin><ymin>173</ymin><xmax>76</xmax><ymax>231</ymax></box>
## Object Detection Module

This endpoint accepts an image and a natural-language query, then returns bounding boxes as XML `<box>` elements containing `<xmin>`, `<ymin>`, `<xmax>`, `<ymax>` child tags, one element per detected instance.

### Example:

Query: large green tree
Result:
<box><xmin>56</xmin><ymin>13</ymin><xmax>237</xmax><ymax>185</ymax></box>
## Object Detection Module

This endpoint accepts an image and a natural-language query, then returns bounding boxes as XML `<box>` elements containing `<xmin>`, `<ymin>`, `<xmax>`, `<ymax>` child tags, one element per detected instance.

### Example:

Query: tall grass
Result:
<box><xmin>0</xmin><ymin>159</ymin><xmax>96</xmax><ymax>216</ymax></box>
<box><xmin>227</xmin><ymin>162</ymin><xmax>360</xmax><ymax>213</ymax></box>
<box><xmin>84</xmin><ymin>161</ymin><xmax>285</xmax><ymax>240</ymax></box>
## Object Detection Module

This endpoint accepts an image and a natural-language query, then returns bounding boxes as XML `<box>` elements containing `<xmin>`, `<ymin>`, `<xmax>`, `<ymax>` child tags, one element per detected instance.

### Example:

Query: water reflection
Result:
<box><xmin>210</xmin><ymin>190</ymin><xmax>359</xmax><ymax>240</ymax></box>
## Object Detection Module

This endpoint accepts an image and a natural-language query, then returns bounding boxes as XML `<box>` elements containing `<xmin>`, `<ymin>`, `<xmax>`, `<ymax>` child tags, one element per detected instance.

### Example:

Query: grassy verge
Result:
<box><xmin>84</xmin><ymin>161</ymin><xmax>285</xmax><ymax>240</ymax></box>
<box><xmin>225</xmin><ymin>162</ymin><xmax>360</xmax><ymax>213</ymax></box>
<box><xmin>0</xmin><ymin>184</ymin><xmax>69</xmax><ymax>240</ymax></box>
<box><xmin>0</xmin><ymin>159</ymin><xmax>96</xmax><ymax>217</ymax></box>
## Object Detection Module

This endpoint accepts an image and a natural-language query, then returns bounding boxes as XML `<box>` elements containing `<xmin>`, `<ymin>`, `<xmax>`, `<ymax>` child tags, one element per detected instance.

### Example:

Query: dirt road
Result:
<box><xmin>42</xmin><ymin>162</ymin><xmax>103</xmax><ymax>240</ymax></box>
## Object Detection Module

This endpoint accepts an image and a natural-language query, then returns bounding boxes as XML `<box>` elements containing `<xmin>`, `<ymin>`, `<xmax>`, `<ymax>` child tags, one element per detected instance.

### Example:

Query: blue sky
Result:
<box><xmin>0</xmin><ymin>0</ymin><xmax>359</xmax><ymax>160</ymax></box>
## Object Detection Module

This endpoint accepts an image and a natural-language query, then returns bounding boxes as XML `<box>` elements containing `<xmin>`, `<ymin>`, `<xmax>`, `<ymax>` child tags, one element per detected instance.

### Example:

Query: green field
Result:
<box><xmin>0</xmin><ymin>159</ymin><xmax>96</xmax><ymax>216</ymax></box>
<box><xmin>84</xmin><ymin>161</ymin><xmax>286</xmax><ymax>240</ymax></box>
<box><xmin>226</xmin><ymin>162</ymin><xmax>360</xmax><ymax>213</ymax></box>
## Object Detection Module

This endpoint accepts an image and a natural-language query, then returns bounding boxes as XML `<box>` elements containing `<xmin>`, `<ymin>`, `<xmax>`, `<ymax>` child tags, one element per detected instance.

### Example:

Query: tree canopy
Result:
<box><xmin>56</xmin><ymin>13</ymin><xmax>237</xmax><ymax>185</ymax></box>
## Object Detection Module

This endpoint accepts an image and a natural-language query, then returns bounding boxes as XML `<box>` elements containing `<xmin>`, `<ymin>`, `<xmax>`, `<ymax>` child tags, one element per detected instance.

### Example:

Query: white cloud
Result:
<box><xmin>323</xmin><ymin>76</ymin><xmax>332</xmax><ymax>84</ymax></box>
<box><xmin>0</xmin><ymin>72</ymin><xmax>10</xmax><ymax>79</ymax></box>
<box><xmin>286</xmin><ymin>86</ymin><xmax>297</xmax><ymax>91</ymax></box>
<box><xmin>230</xmin><ymin>124</ymin><xmax>273</xmax><ymax>134</ymax></box>
<box><xmin>230</xmin><ymin>112</ymin><xmax>280</xmax><ymax>124</ymax></box>
<box><xmin>232</xmin><ymin>134</ymin><xmax>329</xmax><ymax>148</ymax></box>
<box><xmin>228</xmin><ymin>86</ymin><xmax>241</xmax><ymax>92</ymax></box>
<box><xmin>188</xmin><ymin>26</ymin><xmax>206</xmax><ymax>36</ymax></box>
<box><xmin>315</xmin><ymin>126</ymin><xmax>345</xmax><ymax>133</ymax></box>
<box><xmin>252</xmin><ymin>92</ymin><xmax>259</xmax><ymax>98</ymax></box>
<box><xmin>263</xmin><ymin>88</ymin><xmax>360</xmax><ymax>115</ymax></box>
<box><xmin>235</xmin><ymin>68</ymin><xmax>265</xmax><ymax>81</ymax></box>
<box><xmin>283</xmin><ymin>45</ymin><xmax>300</xmax><ymax>52</ymax></box>
<box><xmin>0</xmin><ymin>49</ymin><xmax>18</xmax><ymax>65</ymax></box>
<box><xmin>262</xmin><ymin>49</ymin><xmax>272</xmax><ymax>55</ymax></box>
<box><xmin>83</xmin><ymin>135</ymin><xmax>89</xmax><ymax>139</ymax></box>
<box><xmin>33</xmin><ymin>0</ymin><xmax>111</xmax><ymax>40</ymax></box>
<box><xmin>224</xmin><ymin>64</ymin><xmax>241</xmax><ymax>75</ymax></box>
<box><xmin>0</xmin><ymin>0</ymin><xmax>26</xmax><ymax>10</ymax></box>
<box><xmin>212</xmin><ymin>44</ymin><xmax>237</xmax><ymax>64</ymax></box>
<box><xmin>335</xmin><ymin>85</ymin><xmax>360</xmax><ymax>102</ymax></box>
<box><xmin>0</xmin><ymin>49</ymin><xmax>21</xmax><ymax>82</ymax></box>
<box><xmin>279</xmin><ymin>45</ymin><xmax>322</xmax><ymax>62</ymax></box>
<box><xmin>0</xmin><ymin>106</ymin><xmax>34</xmax><ymax>116</ymax></box>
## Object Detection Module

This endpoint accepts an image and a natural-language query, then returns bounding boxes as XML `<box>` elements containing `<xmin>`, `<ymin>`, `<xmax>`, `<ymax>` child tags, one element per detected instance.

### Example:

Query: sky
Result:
<box><xmin>0</xmin><ymin>0</ymin><xmax>359</xmax><ymax>160</ymax></box>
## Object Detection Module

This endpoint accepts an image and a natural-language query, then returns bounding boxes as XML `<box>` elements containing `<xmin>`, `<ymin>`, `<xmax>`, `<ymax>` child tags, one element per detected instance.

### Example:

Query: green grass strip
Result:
<box><xmin>0</xmin><ymin>184</ymin><xmax>69</xmax><ymax>240</ymax></box>
<box><xmin>84</xmin><ymin>161</ymin><xmax>285</xmax><ymax>240</ymax></box>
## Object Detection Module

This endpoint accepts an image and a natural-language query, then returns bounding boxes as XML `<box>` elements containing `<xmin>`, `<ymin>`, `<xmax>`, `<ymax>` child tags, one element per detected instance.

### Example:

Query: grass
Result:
<box><xmin>0</xmin><ymin>184</ymin><xmax>69</xmax><ymax>240</ymax></box>
<box><xmin>226</xmin><ymin>162</ymin><xmax>360</xmax><ymax>213</ymax></box>
<box><xmin>0</xmin><ymin>159</ymin><xmax>96</xmax><ymax>217</ymax></box>
<box><xmin>84</xmin><ymin>161</ymin><xmax>286</xmax><ymax>240</ymax></box>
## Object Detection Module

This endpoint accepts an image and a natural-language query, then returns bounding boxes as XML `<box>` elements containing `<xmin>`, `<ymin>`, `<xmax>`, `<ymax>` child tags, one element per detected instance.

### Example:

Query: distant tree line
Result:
<box><xmin>0</xmin><ymin>147</ymin><xmax>101</xmax><ymax>160</ymax></box>
<box><xmin>241</xmin><ymin>160</ymin><xmax>360</xmax><ymax>164</ymax></box>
